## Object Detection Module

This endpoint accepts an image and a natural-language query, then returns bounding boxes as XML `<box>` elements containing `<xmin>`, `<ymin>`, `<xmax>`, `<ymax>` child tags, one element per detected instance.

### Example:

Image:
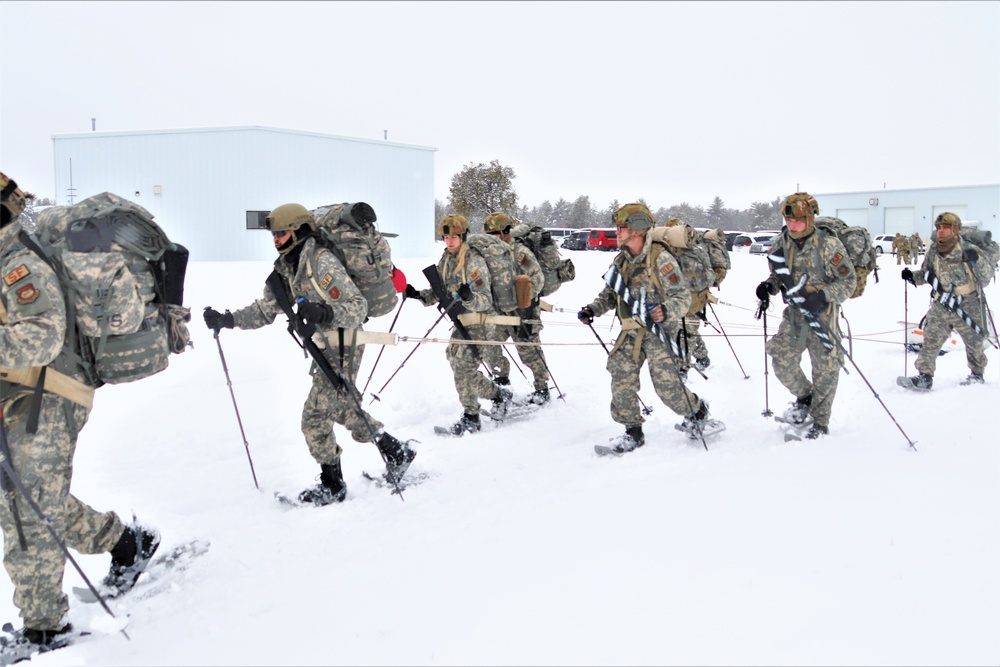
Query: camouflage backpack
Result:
<box><xmin>29</xmin><ymin>192</ymin><xmax>191</xmax><ymax>386</ymax></box>
<box><xmin>465</xmin><ymin>233</ymin><xmax>518</xmax><ymax>313</ymax></box>
<box><xmin>814</xmin><ymin>216</ymin><xmax>877</xmax><ymax>298</ymax></box>
<box><xmin>959</xmin><ymin>227</ymin><xmax>999</xmax><ymax>286</ymax></box>
<box><xmin>699</xmin><ymin>228</ymin><xmax>731</xmax><ymax>287</ymax></box>
<box><xmin>310</xmin><ymin>202</ymin><xmax>398</xmax><ymax>318</ymax></box>
<box><xmin>647</xmin><ymin>224</ymin><xmax>715</xmax><ymax>293</ymax></box>
<box><xmin>511</xmin><ymin>223</ymin><xmax>576</xmax><ymax>297</ymax></box>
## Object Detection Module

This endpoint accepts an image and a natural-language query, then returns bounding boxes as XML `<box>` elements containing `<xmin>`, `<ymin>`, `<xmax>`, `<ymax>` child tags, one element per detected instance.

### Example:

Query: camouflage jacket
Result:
<box><xmin>586</xmin><ymin>232</ymin><xmax>690</xmax><ymax>325</ymax></box>
<box><xmin>913</xmin><ymin>240</ymin><xmax>976</xmax><ymax>294</ymax></box>
<box><xmin>1</xmin><ymin>222</ymin><xmax>90</xmax><ymax>396</ymax></box>
<box><xmin>231</xmin><ymin>237</ymin><xmax>368</xmax><ymax>331</ymax></box>
<box><xmin>414</xmin><ymin>244</ymin><xmax>495</xmax><ymax>314</ymax></box>
<box><xmin>764</xmin><ymin>227</ymin><xmax>857</xmax><ymax>312</ymax></box>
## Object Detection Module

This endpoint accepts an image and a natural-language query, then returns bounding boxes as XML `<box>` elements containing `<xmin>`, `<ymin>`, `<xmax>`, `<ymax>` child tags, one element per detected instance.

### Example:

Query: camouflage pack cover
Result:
<box><xmin>511</xmin><ymin>223</ymin><xmax>576</xmax><ymax>297</ymax></box>
<box><xmin>465</xmin><ymin>233</ymin><xmax>518</xmax><ymax>312</ymax></box>
<box><xmin>813</xmin><ymin>216</ymin><xmax>877</xmax><ymax>298</ymax></box>
<box><xmin>647</xmin><ymin>225</ymin><xmax>715</xmax><ymax>293</ymax></box>
<box><xmin>959</xmin><ymin>227</ymin><xmax>999</xmax><ymax>286</ymax></box>
<box><xmin>311</xmin><ymin>202</ymin><xmax>398</xmax><ymax>318</ymax></box>
<box><xmin>32</xmin><ymin>192</ymin><xmax>190</xmax><ymax>385</ymax></box>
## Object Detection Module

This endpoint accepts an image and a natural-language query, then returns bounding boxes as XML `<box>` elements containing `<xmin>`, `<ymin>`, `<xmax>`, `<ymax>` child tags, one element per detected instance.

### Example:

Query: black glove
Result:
<box><xmin>901</xmin><ymin>267</ymin><xmax>916</xmax><ymax>285</ymax></box>
<box><xmin>578</xmin><ymin>305</ymin><xmax>595</xmax><ymax>325</ymax></box>
<box><xmin>404</xmin><ymin>284</ymin><xmax>421</xmax><ymax>300</ymax></box>
<box><xmin>963</xmin><ymin>248</ymin><xmax>979</xmax><ymax>265</ymax></box>
<box><xmin>297</xmin><ymin>301</ymin><xmax>335</xmax><ymax>326</ymax></box>
<box><xmin>799</xmin><ymin>290</ymin><xmax>827</xmax><ymax>313</ymax></box>
<box><xmin>456</xmin><ymin>283</ymin><xmax>473</xmax><ymax>301</ymax></box>
<box><xmin>203</xmin><ymin>307</ymin><xmax>234</xmax><ymax>330</ymax></box>
<box><xmin>755</xmin><ymin>281</ymin><xmax>771</xmax><ymax>301</ymax></box>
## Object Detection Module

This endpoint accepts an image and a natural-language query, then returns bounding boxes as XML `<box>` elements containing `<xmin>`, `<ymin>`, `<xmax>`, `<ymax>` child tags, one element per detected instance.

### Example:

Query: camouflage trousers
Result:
<box><xmin>677</xmin><ymin>315</ymin><xmax>709</xmax><ymax>369</ymax></box>
<box><xmin>0</xmin><ymin>394</ymin><xmax>124</xmax><ymax>630</ymax></box>
<box><xmin>302</xmin><ymin>343</ymin><xmax>383</xmax><ymax>466</ymax></box>
<box><xmin>607</xmin><ymin>328</ymin><xmax>702</xmax><ymax>427</ymax></box>
<box><xmin>446</xmin><ymin>324</ymin><xmax>500</xmax><ymax>416</ymax></box>
<box><xmin>766</xmin><ymin>307</ymin><xmax>844</xmax><ymax>429</ymax></box>
<box><xmin>488</xmin><ymin>322</ymin><xmax>550</xmax><ymax>392</ymax></box>
<box><xmin>914</xmin><ymin>296</ymin><xmax>989</xmax><ymax>377</ymax></box>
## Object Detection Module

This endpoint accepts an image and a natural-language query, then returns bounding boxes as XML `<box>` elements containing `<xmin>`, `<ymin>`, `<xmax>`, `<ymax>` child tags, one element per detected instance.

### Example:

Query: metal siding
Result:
<box><xmin>52</xmin><ymin>127</ymin><xmax>436</xmax><ymax>262</ymax></box>
<box><xmin>884</xmin><ymin>207</ymin><xmax>915</xmax><ymax>235</ymax></box>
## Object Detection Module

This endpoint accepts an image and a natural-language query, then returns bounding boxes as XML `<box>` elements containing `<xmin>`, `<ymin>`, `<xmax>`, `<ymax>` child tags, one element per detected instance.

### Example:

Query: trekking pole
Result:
<box><xmin>369</xmin><ymin>308</ymin><xmax>448</xmax><ymax>404</ymax></box>
<box><xmin>206</xmin><ymin>310</ymin><xmax>259</xmax><ymax>490</ymax></box>
<box><xmin>755</xmin><ymin>298</ymin><xmax>773</xmax><ymax>417</ymax></box>
<box><xmin>904</xmin><ymin>279</ymin><xmax>909</xmax><ymax>376</ymax></box>
<box><xmin>674</xmin><ymin>320</ymin><xmax>709</xmax><ymax>381</ymax></box>
<box><xmin>503</xmin><ymin>345</ymin><xmax>529</xmax><ymax>381</ymax></box>
<box><xmin>0</xmin><ymin>410</ymin><xmax>129</xmax><ymax>639</ymax></box>
<box><xmin>707</xmin><ymin>302</ymin><xmax>749</xmax><ymax>379</ymax></box>
<box><xmin>361</xmin><ymin>295</ymin><xmax>407</xmax><ymax>395</ymax></box>
<box><xmin>586</xmin><ymin>321</ymin><xmax>653</xmax><ymax>416</ymax></box>
<box><xmin>793</xmin><ymin>300</ymin><xmax>917</xmax><ymax>451</ymax></box>
<box><xmin>840</xmin><ymin>309</ymin><xmax>854</xmax><ymax>358</ymax></box>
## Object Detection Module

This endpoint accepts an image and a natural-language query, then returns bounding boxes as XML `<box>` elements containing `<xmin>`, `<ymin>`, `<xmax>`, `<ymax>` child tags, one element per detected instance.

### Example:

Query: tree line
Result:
<box><xmin>436</xmin><ymin>159</ymin><xmax>786</xmax><ymax>233</ymax></box>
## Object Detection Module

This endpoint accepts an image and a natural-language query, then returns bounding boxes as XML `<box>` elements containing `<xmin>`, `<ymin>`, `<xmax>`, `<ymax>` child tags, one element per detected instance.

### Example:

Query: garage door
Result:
<box><xmin>836</xmin><ymin>208</ymin><xmax>868</xmax><ymax>227</ymax></box>
<box><xmin>884</xmin><ymin>207</ymin><xmax>915</xmax><ymax>235</ymax></box>
<box><xmin>932</xmin><ymin>205</ymin><xmax>969</xmax><ymax>224</ymax></box>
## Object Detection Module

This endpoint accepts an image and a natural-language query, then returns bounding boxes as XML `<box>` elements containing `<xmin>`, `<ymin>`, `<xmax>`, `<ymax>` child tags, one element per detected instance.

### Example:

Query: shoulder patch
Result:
<box><xmin>469</xmin><ymin>269</ymin><xmax>481</xmax><ymax>282</ymax></box>
<box><xmin>319</xmin><ymin>273</ymin><xmax>333</xmax><ymax>290</ymax></box>
<box><xmin>668</xmin><ymin>273</ymin><xmax>680</xmax><ymax>285</ymax></box>
<box><xmin>838</xmin><ymin>264</ymin><xmax>850</xmax><ymax>277</ymax></box>
<box><xmin>661</xmin><ymin>262</ymin><xmax>675</xmax><ymax>275</ymax></box>
<box><xmin>831</xmin><ymin>253</ymin><xmax>843</xmax><ymax>265</ymax></box>
<box><xmin>16</xmin><ymin>283</ymin><xmax>40</xmax><ymax>305</ymax></box>
<box><xmin>4</xmin><ymin>264</ymin><xmax>30</xmax><ymax>286</ymax></box>
<box><xmin>328</xmin><ymin>286</ymin><xmax>341</xmax><ymax>301</ymax></box>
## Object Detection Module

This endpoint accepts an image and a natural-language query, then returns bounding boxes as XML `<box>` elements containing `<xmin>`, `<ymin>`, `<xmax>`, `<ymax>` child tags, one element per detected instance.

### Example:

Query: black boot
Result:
<box><xmin>783</xmin><ymin>393</ymin><xmax>813</xmax><ymax>425</ymax></box>
<box><xmin>298</xmin><ymin>461</ymin><xmax>347</xmax><ymax>506</ymax></box>
<box><xmin>491</xmin><ymin>386</ymin><xmax>513</xmax><ymax>418</ymax></box>
<box><xmin>450</xmin><ymin>412</ymin><xmax>481</xmax><ymax>436</ymax></box>
<box><xmin>22</xmin><ymin>624</ymin><xmax>74</xmax><ymax>647</ymax></box>
<box><xmin>377</xmin><ymin>432</ymin><xmax>417</xmax><ymax>480</ymax></box>
<box><xmin>529</xmin><ymin>387</ymin><xmax>550</xmax><ymax>405</ymax></box>
<box><xmin>103</xmin><ymin>522</ymin><xmax>161</xmax><ymax>595</ymax></box>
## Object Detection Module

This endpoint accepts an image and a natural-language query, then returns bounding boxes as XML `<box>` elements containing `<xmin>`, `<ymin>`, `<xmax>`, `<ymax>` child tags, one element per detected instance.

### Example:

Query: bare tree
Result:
<box><xmin>447</xmin><ymin>160</ymin><xmax>519</xmax><ymax>230</ymax></box>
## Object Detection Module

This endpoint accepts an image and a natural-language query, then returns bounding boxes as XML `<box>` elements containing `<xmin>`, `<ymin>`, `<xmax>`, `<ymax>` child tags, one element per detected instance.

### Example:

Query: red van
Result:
<box><xmin>588</xmin><ymin>228</ymin><xmax>618</xmax><ymax>251</ymax></box>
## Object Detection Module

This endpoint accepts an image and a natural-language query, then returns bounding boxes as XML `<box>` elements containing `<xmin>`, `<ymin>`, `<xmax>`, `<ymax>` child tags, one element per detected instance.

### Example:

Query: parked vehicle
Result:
<box><xmin>732</xmin><ymin>231</ymin><xmax>779</xmax><ymax>253</ymax></box>
<box><xmin>873</xmin><ymin>234</ymin><xmax>895</xmax><ymax>255</ymax></box>
<box><xmin>545</xmin><ymin>227</ymin><xmax>574</xmax><ymax>246</ymax></box>
<box><xmin>724</xmin><ymin>231</ymin><xmax>743</xmax><ymax>251</ymax></box>
<box><xmin>562</xmin><ymin>229</ymin><xmax>592</xmax><ymax>251</ymax></box>
<box><xmin>749</xmin><ymin>234</ymin><xmax>779</xmax><ymax>255</ymax></box>
<box><xmin>588</xmin><ymin>228</ymin><xmax>618</xmax><ymax>251</ymax></box>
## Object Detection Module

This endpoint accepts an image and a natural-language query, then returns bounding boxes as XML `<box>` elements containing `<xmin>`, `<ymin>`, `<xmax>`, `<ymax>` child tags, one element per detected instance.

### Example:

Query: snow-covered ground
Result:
<box><xmin>4</xmin><ymin>246</ymin><xmax>998</xmax><ymax>666</ymax></box>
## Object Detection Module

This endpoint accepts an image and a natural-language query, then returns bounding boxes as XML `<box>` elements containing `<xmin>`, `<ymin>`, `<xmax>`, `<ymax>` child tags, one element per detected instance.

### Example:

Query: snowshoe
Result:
<box><xmin>435</xmin><ymin>413</ymin><xmax>481</xmax><ymax>437</ymax></box>
<box><xmin>489</xmin><ymin>386</ymin><xmax>513</xmax><ymax>420</ymax></box>
<box><xmin>780</xmin><ymin>394</ymin><xmax>812</xmax><ymax>426</ymax></box>
<box><xmin>897</xmin><ymin>373</ymin><xmax>933</xmax><ymax>392</ymax></box>
<box><xmin>298</xmin><ymin>462</ymin><xmax>347</xmax><ymax>506</ymax></box>
<box><xmin>960</xmin><ymin>373</ymin><xmax>985</xmax><ymax>386</ymax></box>
<box><xmin>528</xmin><ymin>388</ymin><xmax>550</xmax><ymax>405</ymax></box>
<box><xmin>594</xmin><ymin>426</ymin><xmax>645</xmax><ymax>457</ymax></box>
<box><xmin>674</xmin><ymin>401</ymin><xmax>726</xmax><ymax>441</ymax></box>
<box><xmin>376</xmin><ymin>432</ymin><xmax>417</xmax><ymax>482</ymax></box>
<box><xmin>102</xmin><ymin>522</ymin><xmax>161</xmax><ymax>597</ymax></box>
<box><xmin>0</xmin><ymin>622</ymin><xmax>85</xmax><ymax>663</ymax></box>
<box><xmin>693</xmin><ymin>356</ymin><xmax>711</xmax><ymax>372</ymax></box>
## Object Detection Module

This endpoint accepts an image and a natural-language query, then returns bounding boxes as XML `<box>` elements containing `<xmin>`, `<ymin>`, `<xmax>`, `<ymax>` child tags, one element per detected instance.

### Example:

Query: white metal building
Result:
<box><xmin>813</xmin><ymin>184</ymin><xmax>999</xmax><ymax>239</ymax></box>
<box><xmin>51</xmin><ymin>126</ymin><xmax>437</xmax><ymax>261</ymax></box>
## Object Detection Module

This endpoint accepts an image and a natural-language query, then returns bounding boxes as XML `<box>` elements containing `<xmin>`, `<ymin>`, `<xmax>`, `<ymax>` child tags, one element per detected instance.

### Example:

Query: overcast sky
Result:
<box><xmin>2</xmin><ymin>1</ymin><xmax>998</xmax><ymax>211</ymax></box>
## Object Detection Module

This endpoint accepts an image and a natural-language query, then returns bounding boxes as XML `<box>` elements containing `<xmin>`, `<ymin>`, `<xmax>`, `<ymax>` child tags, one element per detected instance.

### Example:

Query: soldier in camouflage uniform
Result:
<box><xmin>892</xmin><ymin>233</ymin><xmax>912</xmax><ymax>266</ymax></box>
<box><xmin>203</xmin><ymin>203</ymin><xmax>415</xmax><ymax>505</ymax></box>
<box><xmin>899</xmin><ymin>212</ymin><xmax>992</xmax><ymax>390</ymax></box>
<box><xmin>755</xmin><ymin>192</ymin><xmax>857</xmax><ymax>439</ymax></box>
<box><xmin>405</xmin><ymin>215</ymin><xmax>513</xmax><ymax>435</ymax></box>
<box><xmin>578</xmin><ymin>204</ymin><xmax>721</xmax><ymax>451</ymax></box>
<box><xmin>909</xmin><ymin>232</ymin><xmax>924</xmax><ymax>259</ymax></box>
<box><xmin>482</xmin><ymin>213</ymin><xmax>551</xmax><ymax>405</ymax></box>
<box><xmin>1</xmin><ymin>172</ymin><xmax>159</xmax><ymax>648</ymax></box>
<box><xmin>663</xmin><ymin>217</ymin><xmax>717</xmax><ymax>374</ymax></box>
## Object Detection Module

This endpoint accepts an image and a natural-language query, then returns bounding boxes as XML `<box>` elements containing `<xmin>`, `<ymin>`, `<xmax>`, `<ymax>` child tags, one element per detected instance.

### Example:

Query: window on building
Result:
<box><xmin>246</xmin><ymin>211</ymin><xmax>269</xmax><ymax>230</ymax></box>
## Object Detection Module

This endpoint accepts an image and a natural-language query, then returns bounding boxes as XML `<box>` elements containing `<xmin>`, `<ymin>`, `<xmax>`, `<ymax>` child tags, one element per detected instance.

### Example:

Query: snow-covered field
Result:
<box><xmin>4</xmin><ymin>246</ymin><xmax>998</xmax><ymax>666</ymax></box>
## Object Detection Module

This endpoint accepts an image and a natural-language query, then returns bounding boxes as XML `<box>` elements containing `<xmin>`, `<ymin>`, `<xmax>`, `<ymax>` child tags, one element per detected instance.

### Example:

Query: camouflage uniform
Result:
<box><xmin>1</xmin><ymin>219</ymin><xmax>126</xmax><ymax>631</ymax></box>
<box><xmin>761</xmin><ymin>227</ymin><xmax>857</xmax><ymax>430</ymax></box>
<box><xmin>892</xmin><ymin>234</ymin><xmax>912</xmax><ymax>265</ymax></box>
<box><xmin>491</xmin><ymin>238</ymin><xmax>550</xmax><ymax>393</ymax></box>
<box><xmin>910</xmin><ymin>240</ymin><xmax>988</xmax><ymax>378</ymax></box>
<box><xmin>413</xmin><ymin>244</ymin><xmax>500</xmax><ymax>416</ymax></box>
<box><xmin>585</xmin><ymin>233</ymin><xmax>702</xmax><ymax>426</ymax></box>
<box><xmin>229</xmin><ymin>236</ymin><xmax>379</xmax><ymax>465</ymax></box>
<box><xmin>910</xmin><ymin>233</ymin><xmax>924</xmax><ymax>258</ymax></box>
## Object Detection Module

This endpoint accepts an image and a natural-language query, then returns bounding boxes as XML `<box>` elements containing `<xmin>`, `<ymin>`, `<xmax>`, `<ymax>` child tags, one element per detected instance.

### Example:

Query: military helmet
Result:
<box><xmin>612</xmin><ymin>203</ymin><xmax>654</xmax><ymax>231</ymax></box>
<box><xmin>1</xmin><ymin>171</ymin><xmax>28</xmax><ymax>228</ymax></box>
<box><xmin>781</xmin><ymin>192</ymin><xmax>819</xmax><ymax>222</ymax></box>
<box><xmin>437</xmin><ymin>214</ymin><xmax>469</xmax><ymax>238</ymax></box>
<box><xmin>265</xmin><ymin>203</ymin><xmax>314</xmax><ymax>255</ymax></box>
<box><xmin>934</xmin><ymin>212</ymin><xmax>962</xmax><ymax>229</ymax></box>
<box><xmin>664</xmin><ymin>216</ymin><xmax>682</xmax><ymax>228</ymax></box>
<box><xmin>483</xmin><ymin>212</ymin><xmax>512</xmax><ymax>235</ymax></box>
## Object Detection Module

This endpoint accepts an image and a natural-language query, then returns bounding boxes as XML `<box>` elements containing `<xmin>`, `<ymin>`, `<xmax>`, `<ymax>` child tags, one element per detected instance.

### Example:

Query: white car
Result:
<box><xmin>733</xmin><ymin>231</ymin><xmax>780</xmax><ymax>254</ymax></box>
<box><xmin>873</xmin><ymin>234</ymin><xmax>895</xmax><ymax>255</ymax></box>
